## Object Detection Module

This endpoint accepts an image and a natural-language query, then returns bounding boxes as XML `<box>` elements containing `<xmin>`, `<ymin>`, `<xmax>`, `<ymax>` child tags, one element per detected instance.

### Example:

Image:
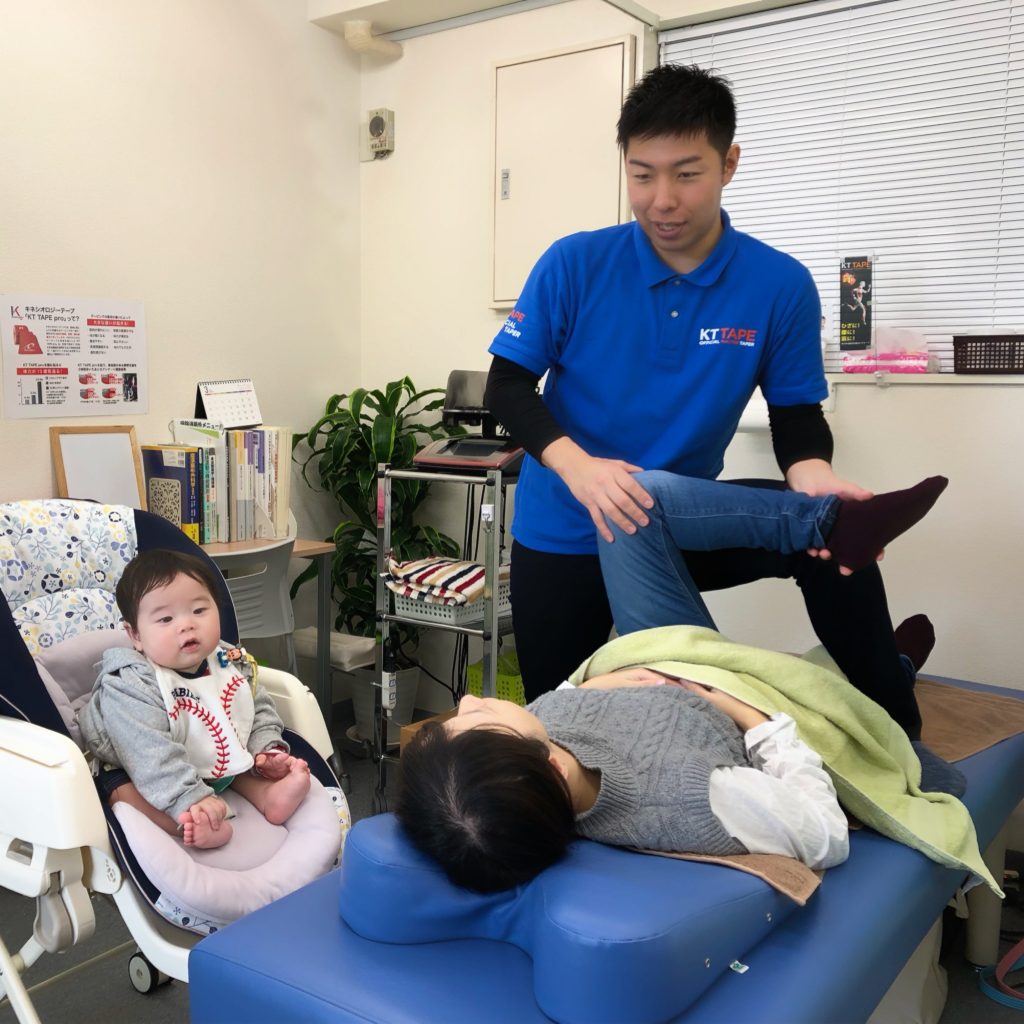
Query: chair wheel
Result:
<box><xmin>128</xmin><ymin>952</ymin><xmax>169</xmax><ymax>994</ymax></box>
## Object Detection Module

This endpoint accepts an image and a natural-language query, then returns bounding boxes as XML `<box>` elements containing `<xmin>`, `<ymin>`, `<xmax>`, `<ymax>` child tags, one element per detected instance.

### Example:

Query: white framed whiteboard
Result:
<box><xmin>50</xmin><ymin>425</ymin><xmax>147</xmax><ymax>509</ymax></box>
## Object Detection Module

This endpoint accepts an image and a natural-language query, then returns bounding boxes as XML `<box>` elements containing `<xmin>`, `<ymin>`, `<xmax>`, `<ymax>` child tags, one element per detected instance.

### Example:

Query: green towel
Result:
<box><xmin>567</xmin><ymin>625</ymin><xmax>1001</xmax><ymax>896</ymax></box>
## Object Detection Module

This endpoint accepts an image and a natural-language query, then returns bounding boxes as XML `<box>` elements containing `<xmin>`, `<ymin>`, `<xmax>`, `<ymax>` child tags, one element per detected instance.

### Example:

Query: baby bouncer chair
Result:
<box><xmin>0</xmin><ymin>499</ymin><xmax>350</xmax><ymax>1024</ymax></box>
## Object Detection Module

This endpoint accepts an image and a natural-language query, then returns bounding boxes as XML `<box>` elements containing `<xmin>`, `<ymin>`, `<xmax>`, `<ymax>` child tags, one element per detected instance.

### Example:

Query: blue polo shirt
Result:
<box><xmin>489</xmin><ymin>211</ymin><xmax>826</xmax><ymax>555</ymax></box>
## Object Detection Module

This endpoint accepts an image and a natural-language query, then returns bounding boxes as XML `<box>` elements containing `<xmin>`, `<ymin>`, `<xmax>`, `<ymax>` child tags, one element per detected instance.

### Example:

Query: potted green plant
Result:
<box><xmin>291</xmin><ymin>378</ymin><xmax>462</xmax><ymax>741</ymax></box>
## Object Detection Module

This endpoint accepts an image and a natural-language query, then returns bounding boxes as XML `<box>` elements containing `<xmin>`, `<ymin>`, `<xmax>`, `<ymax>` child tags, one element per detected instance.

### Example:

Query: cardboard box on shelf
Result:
<box><xmin>400</xmin><ymin>710</ymin><xmax>456</xmax><ymax>751</ymax></box>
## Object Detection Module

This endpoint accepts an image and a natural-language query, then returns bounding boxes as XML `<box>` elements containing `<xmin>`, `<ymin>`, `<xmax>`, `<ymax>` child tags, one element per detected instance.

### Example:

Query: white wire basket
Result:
<box><xmin>393</xmin><ymin>579</ymin><xmax>512</xmax><ymax>626</ymax></box>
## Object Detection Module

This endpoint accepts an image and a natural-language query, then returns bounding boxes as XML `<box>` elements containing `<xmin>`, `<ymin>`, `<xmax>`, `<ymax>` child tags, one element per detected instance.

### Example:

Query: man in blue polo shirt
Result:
<box><xmin>485</xmin><ymin>64</ymin><xmax>959</xmax><ymax>791</ymax></box>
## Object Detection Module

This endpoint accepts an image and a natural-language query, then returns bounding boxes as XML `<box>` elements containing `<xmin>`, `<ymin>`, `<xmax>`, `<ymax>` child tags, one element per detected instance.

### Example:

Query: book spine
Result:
<box><xmin>203</xmin><ymin>449</ymin><xmax>215</xmax><ymax>544</ymax></box>
<box><xmin>184</xmin><ymin>448</ymin><xmax>200</xmax><ymax>544</ymax></box>
<box><xmin>217</xmin><ymin>434</ymin><xmax>230</xmax><ymax>543</ymax></box>
<box><xmin>268</xmin><ymin>428</ymin><xmax>279</xmax><ymax>537</ymax></box>
<box><xmin>228</xmin><ymin>431</ymin><xmax>241</xmax><ymax>543</ymax></box>
<box><xmin>277</xmin><ymin>428</ymin><xmax>291</xmax><ymax>537</ymax></box>
<box><xmin>243</xmin><ymin>430</ymin><xmax>255</xmax><ymax>541</ymax></box>
<box><xmin>254</xmin><ymin>428</ymin><xmax>270</xmax><ymax>539</ymax></box>
<box><xmin>196</xmin><ymin>452</ymin><xmax>207</xmax><ymax>544</ymax></box>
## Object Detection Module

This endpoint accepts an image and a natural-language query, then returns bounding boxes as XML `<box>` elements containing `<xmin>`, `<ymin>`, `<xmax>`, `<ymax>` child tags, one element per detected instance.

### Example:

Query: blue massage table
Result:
<box><xmin>189</xmin><ymin>676</ymin><xmax>1024</xmax><ymax>1024</ymax></box>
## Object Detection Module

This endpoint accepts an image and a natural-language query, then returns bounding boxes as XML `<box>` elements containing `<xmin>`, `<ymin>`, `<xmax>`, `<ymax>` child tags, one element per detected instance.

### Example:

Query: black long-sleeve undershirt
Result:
<box><xmin>484</xmin><ymin>354</ymin><xmax>833</xmax><ymax>477</ymax></box>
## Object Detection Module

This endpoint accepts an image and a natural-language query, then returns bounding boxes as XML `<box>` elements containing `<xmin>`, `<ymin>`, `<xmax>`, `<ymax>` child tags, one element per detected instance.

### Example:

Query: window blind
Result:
<box><xmin>661</xmin><ymin>0</ymin><xmax>1024</xmax><ymax>372</ymax></box>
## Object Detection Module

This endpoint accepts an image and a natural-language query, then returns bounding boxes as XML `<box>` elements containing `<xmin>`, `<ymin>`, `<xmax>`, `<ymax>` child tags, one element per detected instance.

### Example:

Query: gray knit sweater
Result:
<box><xmin>529</xmin><ymin>686</ymin><xmax>750</xmax><ymax>855</ymax></box>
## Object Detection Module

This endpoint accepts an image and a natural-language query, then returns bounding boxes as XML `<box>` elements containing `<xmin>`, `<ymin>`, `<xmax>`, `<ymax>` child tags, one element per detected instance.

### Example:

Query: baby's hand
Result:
<box><xmin>188</xmin><ymin>795</ymin><xmax>229</xmax><ymax>830</ymax></box>
<box><xmin>254</xmin><ymin>749</ymin><xmax>292</xmax><ymax>780</ymax></box>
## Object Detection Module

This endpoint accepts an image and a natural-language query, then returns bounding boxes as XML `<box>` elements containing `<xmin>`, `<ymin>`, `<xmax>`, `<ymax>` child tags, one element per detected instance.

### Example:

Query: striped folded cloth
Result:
<box><xmin>381</xmin><ymin>556</ymin><xmax>510</xmax><ymax>607</ymax></box>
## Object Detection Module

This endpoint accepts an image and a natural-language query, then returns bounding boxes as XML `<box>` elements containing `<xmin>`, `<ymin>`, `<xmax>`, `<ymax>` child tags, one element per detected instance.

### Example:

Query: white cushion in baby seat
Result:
<box><xmin>114</xmin><ymin>778</ymin><xmax>344</xmax><ymax>934</ymax></box>
<box><xmin>36</xmin><ymin>630</ymin><xmax>348</xmax><ymax>935</ymax></box>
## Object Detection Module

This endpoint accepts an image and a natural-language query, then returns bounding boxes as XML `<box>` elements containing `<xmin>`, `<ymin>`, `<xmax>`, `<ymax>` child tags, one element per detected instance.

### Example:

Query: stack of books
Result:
<box><xmin>140</xmin><ymin>420</ymin><xmax>291</xmax><ymax>544</ymax></box>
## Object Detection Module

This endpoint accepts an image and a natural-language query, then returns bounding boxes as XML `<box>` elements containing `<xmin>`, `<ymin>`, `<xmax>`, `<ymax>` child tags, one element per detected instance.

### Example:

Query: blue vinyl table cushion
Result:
<box><xmin>190</xmin><ymin>675</ymin><xmax>1024</xmax><ymax>1024</ymax></box>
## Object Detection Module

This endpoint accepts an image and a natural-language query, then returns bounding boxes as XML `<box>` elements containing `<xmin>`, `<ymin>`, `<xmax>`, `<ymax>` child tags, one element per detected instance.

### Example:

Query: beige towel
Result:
<box><xmin>918</xmin><ymin>677</ymin><xmax>1024</xmax><ymax>762</ymax></box>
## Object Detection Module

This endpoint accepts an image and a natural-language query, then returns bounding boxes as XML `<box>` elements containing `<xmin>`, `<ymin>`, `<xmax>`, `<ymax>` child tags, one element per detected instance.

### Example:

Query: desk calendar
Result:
<box><xmin>194</xmin><ymin>378</ymin><xmax>263</xmax><ymax>428</ymax></box>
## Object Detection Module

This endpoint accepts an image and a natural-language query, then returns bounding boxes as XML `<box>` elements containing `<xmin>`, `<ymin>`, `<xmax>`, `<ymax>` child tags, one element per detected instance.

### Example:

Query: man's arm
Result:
<box><xmin>767</xmin><ymin>402</ymin><xmax>833</xmax><ymax>476</ymax></box>
<box><xmin>769</xmin><ymin>400</ymin><xmax>868</xmax><ymax>497</ymax></box>
<box><xmin>485</xmin><ymin>355</ymin><xmax>653</xmax><ymax>543</ymax></box>
<box><xmin>769</xmin><ymin>401</ymin><xmax>873</xmax><ymax>570</ymax></box>
<box><xmin>483</xmin><ymin>355</ymin><xmax>564</xmax><ymax>459</ymax></box>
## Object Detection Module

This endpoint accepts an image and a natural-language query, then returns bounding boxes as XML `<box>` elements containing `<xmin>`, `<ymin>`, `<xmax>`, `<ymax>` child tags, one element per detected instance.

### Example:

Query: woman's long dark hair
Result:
<box><xmin>396</xmin><ymin>721</ymin><xmax>575</xmax><ymax>893</ymax></box>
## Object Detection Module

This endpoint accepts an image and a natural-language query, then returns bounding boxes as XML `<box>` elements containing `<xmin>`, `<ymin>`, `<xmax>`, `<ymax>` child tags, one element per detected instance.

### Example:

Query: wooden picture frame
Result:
<box><xmin>49</xmin><ymin>425</ymin><xmax>147</xmax><ymax>510</ymax></box>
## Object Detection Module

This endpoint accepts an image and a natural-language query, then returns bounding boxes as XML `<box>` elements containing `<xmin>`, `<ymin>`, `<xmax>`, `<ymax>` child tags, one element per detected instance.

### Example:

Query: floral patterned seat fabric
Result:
<box><xmin>0</xmin><ymin>500</ymin><xmax>137</xmax><ymax>656</ymax></box>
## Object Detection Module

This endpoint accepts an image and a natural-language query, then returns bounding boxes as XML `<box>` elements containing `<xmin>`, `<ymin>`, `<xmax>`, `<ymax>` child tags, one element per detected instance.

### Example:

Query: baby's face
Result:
<box><xmin>127</xmin><ymin>572</ymin><xmax>221</xmax><ymax>674</ymax></box>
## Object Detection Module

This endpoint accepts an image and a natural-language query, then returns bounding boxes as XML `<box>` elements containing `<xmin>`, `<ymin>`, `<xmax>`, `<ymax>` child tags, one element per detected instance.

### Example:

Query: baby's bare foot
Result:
<box><xmin>263</xmin><ymin>759</ymin><xmax>310</xmax><ymax>825</ymax></box>
<box><xmin>178</xmin><ymin>811</ymin><xmax>233</xmax><ymax>849</ymax></box>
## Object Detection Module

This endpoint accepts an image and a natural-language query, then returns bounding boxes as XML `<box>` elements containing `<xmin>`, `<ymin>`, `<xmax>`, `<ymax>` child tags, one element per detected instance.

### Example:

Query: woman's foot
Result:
<box><xmin>894</xmin><ymin>614</ymin><xmax>936</xmax><ymax>673</ymax></box>
<box><xmin>827</xmin><ymin>477</ymin><xmax>948</xmax><ymax>572</ymax></box>
<box><xmin>178</xmin><ymin>811</ymin><xmax>233</xmax><ymax>849</ymax></box>
<box><xmin>912</xmin><ymin>741</ymin><xmax>967</xmax><ymax>798</ymax></box>
<box><xmin>263</xmin><ymin>758</ymin><xmax>311</xmax><ymax>825</ymax></box>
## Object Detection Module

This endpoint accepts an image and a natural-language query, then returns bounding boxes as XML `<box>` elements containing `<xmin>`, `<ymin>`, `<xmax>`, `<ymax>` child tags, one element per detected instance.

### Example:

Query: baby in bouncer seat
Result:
<box><xmin>80</xmin><ymin>549</ymin><xmax>311</xmax><ymax>850</ymax></box>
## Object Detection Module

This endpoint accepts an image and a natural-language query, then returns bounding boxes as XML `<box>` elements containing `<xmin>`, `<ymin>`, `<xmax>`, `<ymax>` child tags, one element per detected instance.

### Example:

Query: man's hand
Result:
<box><xmin>542</xmin><ymin>437</ymin><xmax>654</xmax><ymax>543</ymax></box>
<box><xmin>578</xmin><ymin>668</ymin><xmax>672</xmax><ymax>690</ymax></box>
<box><xmin>785</xmin><ymin>458</ymin><xmax>877</xmax><ymax>574</ymax></box>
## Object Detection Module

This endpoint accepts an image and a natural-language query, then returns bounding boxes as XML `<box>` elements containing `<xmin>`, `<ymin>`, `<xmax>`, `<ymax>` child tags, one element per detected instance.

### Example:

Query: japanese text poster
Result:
<box><xmin>1</xmin><ymin>294</ymin><xmax>148</xmax><ymax>418</ymax></box>
<box><xmin>839</xmin><ymin>256</ymin><xmax>873</xmax><ymax>350</ymax></box>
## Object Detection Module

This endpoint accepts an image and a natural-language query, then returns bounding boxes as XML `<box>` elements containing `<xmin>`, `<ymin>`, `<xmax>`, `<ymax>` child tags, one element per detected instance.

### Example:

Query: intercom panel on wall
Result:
<box><xmin>361</xmin><ymin>108</ymin><xmax>395</xmax><ymax>161</ymax></box>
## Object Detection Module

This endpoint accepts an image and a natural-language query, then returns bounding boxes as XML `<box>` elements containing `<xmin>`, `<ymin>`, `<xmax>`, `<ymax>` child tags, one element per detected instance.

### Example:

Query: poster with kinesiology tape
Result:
<box><xmin>839</xmin><ymin>256</ymin><xmax>873</xmax><ymax>350</ymax></box>
<box><xmin>1</xmin><ymin>294</ymin><xmax>148</xmax><ymax>418</ymax></box>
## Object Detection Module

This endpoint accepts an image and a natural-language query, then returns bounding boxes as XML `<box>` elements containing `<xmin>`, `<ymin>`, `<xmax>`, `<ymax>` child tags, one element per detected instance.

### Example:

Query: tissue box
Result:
<box><xmin>842</xmin><ymin>351</ymin><xmax>930</xmax><ymax>374</ymax></box>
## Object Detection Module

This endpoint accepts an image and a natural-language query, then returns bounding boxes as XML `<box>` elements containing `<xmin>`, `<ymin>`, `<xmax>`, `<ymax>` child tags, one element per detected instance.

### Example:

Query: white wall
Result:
<box><xmin>356</xmin><ymin>0</ymin><xmax>652</xmax><ymax>388</ymax></box>
<box><xmin>0</xmin><ymin>0</ymin><xmax>362</xmax><ymax>558</ymax></box>
<box><xmin>716</xmin><ymin>382</ymin><xmax>1023</xmax><ymax>689</ymax></box>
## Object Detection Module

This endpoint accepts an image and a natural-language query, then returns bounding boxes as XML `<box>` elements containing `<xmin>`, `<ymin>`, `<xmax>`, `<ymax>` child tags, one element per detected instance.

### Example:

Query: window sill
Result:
<box><xmin>827</xmin><ymin>373</ymin><xmax>1024</xmax><ymax>387</ymax></box>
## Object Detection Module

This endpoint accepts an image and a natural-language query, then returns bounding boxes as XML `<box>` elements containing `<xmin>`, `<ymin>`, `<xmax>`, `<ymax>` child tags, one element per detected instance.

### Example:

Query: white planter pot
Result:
<box><xmin>349</xmin><ymin>665</ymin><xmax>419</xmax><ymax>746</ymax></box>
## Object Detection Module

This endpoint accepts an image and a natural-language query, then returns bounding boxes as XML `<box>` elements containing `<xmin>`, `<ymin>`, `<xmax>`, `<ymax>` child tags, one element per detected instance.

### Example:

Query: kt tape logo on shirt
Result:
<box><xmin>502</xmin><ymin>310</ymin><xmax>525</xmax><ymax>339</ymax></box>
<box><xmin>698</xmin><ymin>326</ymin><xmax>759</xmax><ymax>348</ymax></box>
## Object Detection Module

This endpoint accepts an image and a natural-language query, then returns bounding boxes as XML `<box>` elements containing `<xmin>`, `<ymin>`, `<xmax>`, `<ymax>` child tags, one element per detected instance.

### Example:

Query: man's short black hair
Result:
<box><xmin>617</xmin><ymin>63</ymin><xmax>736</xmax><ymax>159</ymax></box>
<box><xmin>116</xmin><ymin>549</ymin><xmax>220</xmax><ymax>629</ymax></box>
<box><xmin>395</xmin><ymin>721</ymin><xmax>576</xmax><ymax>893</ymax></box>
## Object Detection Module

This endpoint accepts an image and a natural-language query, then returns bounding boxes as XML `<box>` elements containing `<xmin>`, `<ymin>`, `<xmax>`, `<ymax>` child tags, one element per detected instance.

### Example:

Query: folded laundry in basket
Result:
<box><xmin>381</xmin><ymin>556</ymin><xmax>510</xmax><ymax>606</ymax></box>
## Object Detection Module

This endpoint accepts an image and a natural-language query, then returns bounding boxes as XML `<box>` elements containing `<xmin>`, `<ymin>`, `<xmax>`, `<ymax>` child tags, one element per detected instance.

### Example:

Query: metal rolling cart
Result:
<box><xmin>370</xmin><ymin>462</ymin><xmax>514</xmax><ymax>812</ymax></box>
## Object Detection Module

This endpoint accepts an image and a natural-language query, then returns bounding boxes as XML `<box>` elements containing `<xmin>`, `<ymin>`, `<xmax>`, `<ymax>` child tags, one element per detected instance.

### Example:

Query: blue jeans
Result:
<box><xmin>513</xmin><ymin>474</ymin><xmax>921</xmax><ymax>736</ymax></box>
<box><xmin>597</xmin><ymin>470</ymin><xmax>839</xmax><ymax>635</ymax></box>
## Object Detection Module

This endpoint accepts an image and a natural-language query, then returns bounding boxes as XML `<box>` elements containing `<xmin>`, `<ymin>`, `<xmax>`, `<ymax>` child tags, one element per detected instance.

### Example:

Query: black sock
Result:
<box><xmin>826</xmin><ymin>477</ymin><xmax>948</xmax><ymax>572</ymax></box>
<box><xmin>893</xmin><ymin>614</ymin><xmax>936</xmax><ymax>674</ymax></box>
<box><xmin>912</xmin><ymin>741</ymin><xmax>967</xmax><ymax>798</ymax></box>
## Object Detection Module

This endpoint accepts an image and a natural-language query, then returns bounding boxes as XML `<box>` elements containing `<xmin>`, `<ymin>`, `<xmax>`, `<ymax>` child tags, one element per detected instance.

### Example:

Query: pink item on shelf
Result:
<box><xmin>842</xmin><ymin>352</ymin><xmax>930</xmax><ymax>374</ymax></box>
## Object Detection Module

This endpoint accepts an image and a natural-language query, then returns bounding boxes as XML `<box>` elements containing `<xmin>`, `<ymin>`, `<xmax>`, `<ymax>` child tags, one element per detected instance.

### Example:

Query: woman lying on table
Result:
<box><xmin>396</xmin><ymin>474</ymin><xmax>948</xmax><ymax>893</ymax></box>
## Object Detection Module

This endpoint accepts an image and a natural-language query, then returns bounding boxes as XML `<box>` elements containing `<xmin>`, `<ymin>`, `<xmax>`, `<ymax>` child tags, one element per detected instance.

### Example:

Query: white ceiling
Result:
<box><xmin>307</xmin><ymin>1</ymin><xmax>550</xmax><ymax>38</ymax></box>
<box><xmin>307</xmin><ymin>0</ymin><xmax>811</xmax><ymax>40</ymax></box>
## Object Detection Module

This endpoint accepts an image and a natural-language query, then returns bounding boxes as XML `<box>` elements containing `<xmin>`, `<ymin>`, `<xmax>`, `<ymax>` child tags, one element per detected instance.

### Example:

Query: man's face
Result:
<box><xmin>624</xmin><ymin>132</ymin><xmax>740</xmax><ymax>274</ymax></box>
